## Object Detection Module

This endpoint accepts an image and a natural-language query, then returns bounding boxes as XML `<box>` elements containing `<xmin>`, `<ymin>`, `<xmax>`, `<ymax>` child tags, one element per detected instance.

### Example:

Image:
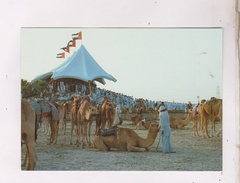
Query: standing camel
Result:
<box><xmin>70</xmin><ymin>96</ymin><xmax>81</xmax><ymax>145</ymax></box>
<box><xmin>78</xmin><ymin>95</ymin><xmax>99</xmax><ymax>148</ymax></box>
<box><xmin>21</xmin><ymin>99</ymin><xmax>38</xmax><ymax>170</ymax></box>
<box><xmin>200</xmin><ymin>97</ymin><xmax>222</xmax><ymax>138</ymax></box>
<box><xmin>31</xmin><ymin>100</ymin><xmax>59</xmax><ymax>144</ymax></box>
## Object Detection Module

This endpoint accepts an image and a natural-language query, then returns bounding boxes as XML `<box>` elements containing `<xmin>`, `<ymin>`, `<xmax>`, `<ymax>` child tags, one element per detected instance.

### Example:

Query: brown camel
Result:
<box><xmin>92</xmin><ymin>123</ymin><xmax>159</xmax><ymax>152</ymax></box>
<box><xmin>31</xmin><ymin>100</ymin><xmax>59</xmax><ymax>144</ymax></box>
<box><xmin>21</xmin><ymin>99</ymin><xmax>38</xmax><ymax>170</ymax></box>
<box><xmin>170</xmin><ymin>109</ymin><xmax>193</xmax><ymax>129</ymax></box>
<box><xmin>147</xmin><ymin>105</ymin><xmax>161</xmax><ymax>120</ymax></box>
<box><xmin>200</xmin><ymin>97</ymin><xmax>222</xmax><ymax>138</ymax></box>
<box><xmin>60</xmin><ymin>101</ymin><xmax>72</xmax><ymax>134</ymax></box>
<box><xmin>98</xmin><ymin>98</ymin><xmax>115</xmax><ymax>129</ymax></box>
<box><xmin>78</xmin><ymin>96</ymin><xmax>99</xmax><ymax>147</ymax></box>
<box><xmin>70</xmin><ymin>96</ymin><xmax>81</xmax><ymax>145</ymax></box>
<box><xmin>125</xmin><ymin>108</ymin><xmax>142</xmax><ymax>125</ymax></box>
<box><xmin>49</xmin><ymin>100</ymin><xmax>66</xmax><ymax>141</ymax></box>
<box><xmin>136</xmin><ymin>119</ymin><xmax>159</xmax><ymax>130</ymax></box>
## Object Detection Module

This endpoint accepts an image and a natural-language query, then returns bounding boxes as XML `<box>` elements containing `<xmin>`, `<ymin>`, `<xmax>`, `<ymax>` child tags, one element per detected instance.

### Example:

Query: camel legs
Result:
<box><xmin>80</xmin><ymin>122</ymin><xmax>86</xmax><ymax>148</ymax></box>
<box><xmin>87</xmin><ymin>121</ymin><xmax>92</xmax><ymax>147</ymax></box>
<box><xmin>201</xmin><ymin>116</ymin><xmax>210</xmax><ymax>138</ymax></box>
<box><xmin>92</xmin><ymin>135</ymin><xmax>109</xmax><ymax>151</ymax></box>
<box><xmin>25</xmin><ymin>142</ymin><xmax>38</xmax><ymax>170</ymax></box>
<box><xmin>63</xmin><ymin>117</ymin><xmax>66</xmax><ymax>135</ymax></box>
<box><xmin>126</xmin><ymin>143</ymin><xmax>146</xmax><ymax>152</ymax></box>
<box><xmin>193</xmin><ymin>116</ymin><xmax>200</xmax><ymax>137</ymax></box>
<box><xmin>69</xmin><ymin>119</ymin><xmax>74</xmax><ymax>145</ymax></box>
<box><xmin>217</xmin><ymin>128</ymin><xmax>222</xmax><ymax>137</ymax></box>
<box><xmin>209</xmin><ymin>115</ymin><xmax>215</xmax><ymax>137</ymax></box>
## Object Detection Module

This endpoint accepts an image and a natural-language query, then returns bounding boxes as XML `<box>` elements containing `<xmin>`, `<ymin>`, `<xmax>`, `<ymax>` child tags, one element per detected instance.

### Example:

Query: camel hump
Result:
<box><xmin>49</xmin><ymin>103</ymin><xmax>59</xmax><ymax>120</ymax></box>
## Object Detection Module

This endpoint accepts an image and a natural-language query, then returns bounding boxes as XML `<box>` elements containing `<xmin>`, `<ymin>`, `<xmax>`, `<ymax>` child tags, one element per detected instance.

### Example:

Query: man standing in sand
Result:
<box><xmin>158</xmin><ymin>106</ymin><xmax>175</xmax><ymax>153</ymax></box>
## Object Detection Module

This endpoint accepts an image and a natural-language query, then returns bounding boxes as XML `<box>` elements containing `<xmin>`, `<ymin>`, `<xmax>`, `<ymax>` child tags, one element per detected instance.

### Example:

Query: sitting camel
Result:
<box><xmin>92</xmin><ymin>123</ymin><xmax>159</xmax><ymax>152</ymax></box>
<box><xmin>136</xmin><ymin>119</ymin><xmax>159</xmax><ymax>130</ymax></box>
<box><xmin>200</xmin><ymin>97</ymin><xmax>222</xmax><ymax>138</ymax></box>
<box><xmin>170</xmin><ymin>109</ymin><xmax>193</xmax><ymax>129</ymax></box>
<box><xmin>147</xmin><ymin>105</ymin><xmax>161</xmax><ymax>120</ymax></box>
<box><xmin>21</xmin><ymin>99</ymin><xmax>38</xmax><ymax>170</ymax></box>
<box><xmin>125</xmin><ymin>108</ymin><xmax>142</xmax><ymax>125</ymax></box>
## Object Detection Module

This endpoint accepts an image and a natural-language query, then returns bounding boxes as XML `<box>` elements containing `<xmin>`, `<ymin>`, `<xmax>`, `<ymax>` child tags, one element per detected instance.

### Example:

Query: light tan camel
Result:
<box><xmin>136</xmin><ymin>119</ymin><xmax>159</xmax><ymax>130</ymax></box>
<box><xmin>70</xmin><ymin>96</ymin><xmax>81</xmax><ymax>145</ymax></box>
<box><xmin>147</xmin><ymin>105</ymin><xmax>161</xmax><ymax>120</ymax></box>
<box><xmin>170</xmin><ymin>109</ymin><xmax>193</xmax><ymax>129</ymax></box>
<box><xmin>125</xmin><ymin>108</ymin><xmax>142</xmax><ymax>125</ymax></box>
<box><xmin>92</xmin><ymin>123</ymin><xmax>159</xmax><ymax>152</ymax></box>
<box><xmin>200</xmin><ymin>97</ymin><xmax>222</xmax><ymax>138</ymax></box>
<box><xmin>78</xmin><ymin>96</ymin><xmax>99</xmax><ymax>148</ymax></box>
<box><xmin>21</xmin><ymin>99</ymin><xmax>38</xmax><ymax>170</ymax></box>
<box><xmin>191</xmin><ymin>103</ymin><xmax>201</xmax><ymax>137</ymax></box>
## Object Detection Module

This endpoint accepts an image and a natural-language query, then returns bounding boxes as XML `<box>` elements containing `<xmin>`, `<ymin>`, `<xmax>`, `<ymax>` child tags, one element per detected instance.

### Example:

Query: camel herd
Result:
<box><xmin>21</xmin><ymin>96</ymin><xmax>222</xmax><ymax>170</ymax></box>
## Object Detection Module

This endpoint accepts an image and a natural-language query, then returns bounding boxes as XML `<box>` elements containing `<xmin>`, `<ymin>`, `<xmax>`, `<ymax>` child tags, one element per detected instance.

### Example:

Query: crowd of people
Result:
<box><xmin>35</xmin><ymin>80</ymin><xmax>194</xmax><ymax>112</ymax></box>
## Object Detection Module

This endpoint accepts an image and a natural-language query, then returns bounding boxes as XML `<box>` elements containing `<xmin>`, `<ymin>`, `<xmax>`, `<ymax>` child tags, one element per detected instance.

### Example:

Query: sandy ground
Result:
<box><xmin>21</xmin><ymin>117</ymin><xmax>222</xmax><ymax>171</ymax></box>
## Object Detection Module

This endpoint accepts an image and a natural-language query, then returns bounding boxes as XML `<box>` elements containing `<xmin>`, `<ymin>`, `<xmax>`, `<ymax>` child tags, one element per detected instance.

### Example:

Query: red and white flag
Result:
<box><xmin>72</xmin><ymin>31</ymin><xmax>82</xmax><ymax>40</ymax></box>
<box><xmin>56</xmin><ymin>52</ymin><xmax>65</xmax><ymax>58</ymax></box>
<box><xmin>61</xmin><ymin>46</ymin><xmax>70</xmax><ymax>53</ymax></box>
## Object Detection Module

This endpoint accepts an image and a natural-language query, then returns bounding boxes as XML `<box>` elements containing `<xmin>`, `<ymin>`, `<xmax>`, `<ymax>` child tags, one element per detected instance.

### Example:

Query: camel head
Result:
<box><xmin>89</xmin><ymin>106</ymin><xmax>100</xmax><ymax>115</ymax></box>
<box><xmin>71</xmin><ymin>96</ymin><xmax>81</xmax><ymax>103</ymax></box>
<box><xmin>83</xmin><ymin>95</ymin><xmax>90</xmax><ymax>102</ymax></box>
<box><xmin>105</xmin><ymin>102</ymin><xmax>115</xmax><ymax>110</ymax></box>
<box><xmin>148</xmin><ymin>123</ymin><xmax>160</xmax><ymax>133</ymax></box>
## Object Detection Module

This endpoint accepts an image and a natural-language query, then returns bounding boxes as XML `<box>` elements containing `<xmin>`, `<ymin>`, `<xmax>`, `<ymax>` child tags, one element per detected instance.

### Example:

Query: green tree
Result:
<box><xmin>21</xmin><ymin>79</ymin><xmax>32</xmax><ymax>97</ymax></box>
<box><xmin>21</xmin><ymin>79</ymin><xmax>48</xmax><ymax>98</ymax></box>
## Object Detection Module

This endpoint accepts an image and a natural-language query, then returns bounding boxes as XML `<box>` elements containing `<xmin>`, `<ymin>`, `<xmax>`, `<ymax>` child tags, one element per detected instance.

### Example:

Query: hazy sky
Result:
<box><xmin>21</xmin><ymin>28</ymin><xmax>222</xmax><ymax>103</ymax></box>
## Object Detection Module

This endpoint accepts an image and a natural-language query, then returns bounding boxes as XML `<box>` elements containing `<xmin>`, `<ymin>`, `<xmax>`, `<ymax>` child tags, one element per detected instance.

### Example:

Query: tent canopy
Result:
<box><xmin>32</xmin><ymin>45</ymin><xmax>117</xmax><ymax>85</ymax></box>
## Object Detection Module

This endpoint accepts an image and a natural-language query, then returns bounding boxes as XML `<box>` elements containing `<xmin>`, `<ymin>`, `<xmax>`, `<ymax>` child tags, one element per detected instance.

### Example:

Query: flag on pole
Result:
<box><xmin>60</xmin><ymin>47</ymin><xmax>70</xmax><ymax>53</ymax></box>
<box><xmin>56</xmin><ymin>52</ymin><xmax>65</xmax><ymax>58</ymax></box>
<box><xmin>72</xmin><ymin>31</ymin><xmax>82</xmax><ymax>40</ymax></box>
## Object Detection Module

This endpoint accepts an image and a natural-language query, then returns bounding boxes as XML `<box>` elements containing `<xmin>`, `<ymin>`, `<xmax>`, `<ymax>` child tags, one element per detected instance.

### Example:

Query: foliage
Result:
<box><xmin>21</xmin><ymin>79</ymin><xmax>48</xmax><ymax>98</ymax></box>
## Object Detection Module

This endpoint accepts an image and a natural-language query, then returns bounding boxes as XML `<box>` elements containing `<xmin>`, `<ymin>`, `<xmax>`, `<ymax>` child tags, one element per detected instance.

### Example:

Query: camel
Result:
<box><xmin>125</xmin><ymin>108</ymin><xmax>142</xmax><ymax>125</ymax></box>
<box><xmin>21</xmin><ymin>99</ymin><xmax>38</xmax><ymax>170</ymax></box>
<box><xmin>95</xmin><ymin>99</ymin><xmax>121</xmax><ymax>136</ymax></box>
<box><xmin>147</xmin><ymin>105</ymin><xmax>161</xmax><ymax>120</ymax></box>
<box><xmin>31</xmin><ymin>100</ymin><xmax>59</xmax><ymax>144</ymax></box>
<box><xmin>92</xmin><ymin>123</ymin><xmax>159</xmax><ymax>152</ymax></box>
<box><xmin>191</xmin><ymin>103</ymin><xmax>202</xmax><ymax>137</ymax></box>
<box><xmin>200</xmin><ymin>97</ymin><xmax>222</xmax><ymax>138</ymax></box>
<box><xmin>136</xmin><ymin>119</ymin><xmax>159</xmax><ymax>130</ymax></box>
<box><xmin>170</xmin><ymin>109</ymin><xmax>193</xmax><ymax>129</ymax></box>
<box><xmin>70</xmin><ymin>96</ymin><xmax>81</xmax><ymax>145</ymax></box>
<box><xmin>78</xmin><ymin>96</ymin><xmax>99</xmax><ymax>147</ymax></box>
<box><xmin>61</xmin><ymin>101</ymin><xmax>72</xmax><ymax>133</ymax></box>
<box><xmin>49</xmin><ymin>100</ymin><xmax>66</xmax><ymax>141</ymax></box>
<box><xmin>98</xmin><ymin>98</ymin><xmax>115</xmax><ymax>129</ymax></box>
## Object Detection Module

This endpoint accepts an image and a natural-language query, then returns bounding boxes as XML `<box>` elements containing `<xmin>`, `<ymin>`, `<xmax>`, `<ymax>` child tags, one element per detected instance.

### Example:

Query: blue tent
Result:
<box><xmin>31</xmin><ymin>45</ymin><xmax>117</xmax><ymax>85</ymax></box>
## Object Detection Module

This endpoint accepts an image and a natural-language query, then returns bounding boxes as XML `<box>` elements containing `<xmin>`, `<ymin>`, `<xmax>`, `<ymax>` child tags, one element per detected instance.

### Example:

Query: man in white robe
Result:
<box><xmin>158</xmin><ymin>106</ymin><xmax>175</xmax><ymax>153</ymax></box>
